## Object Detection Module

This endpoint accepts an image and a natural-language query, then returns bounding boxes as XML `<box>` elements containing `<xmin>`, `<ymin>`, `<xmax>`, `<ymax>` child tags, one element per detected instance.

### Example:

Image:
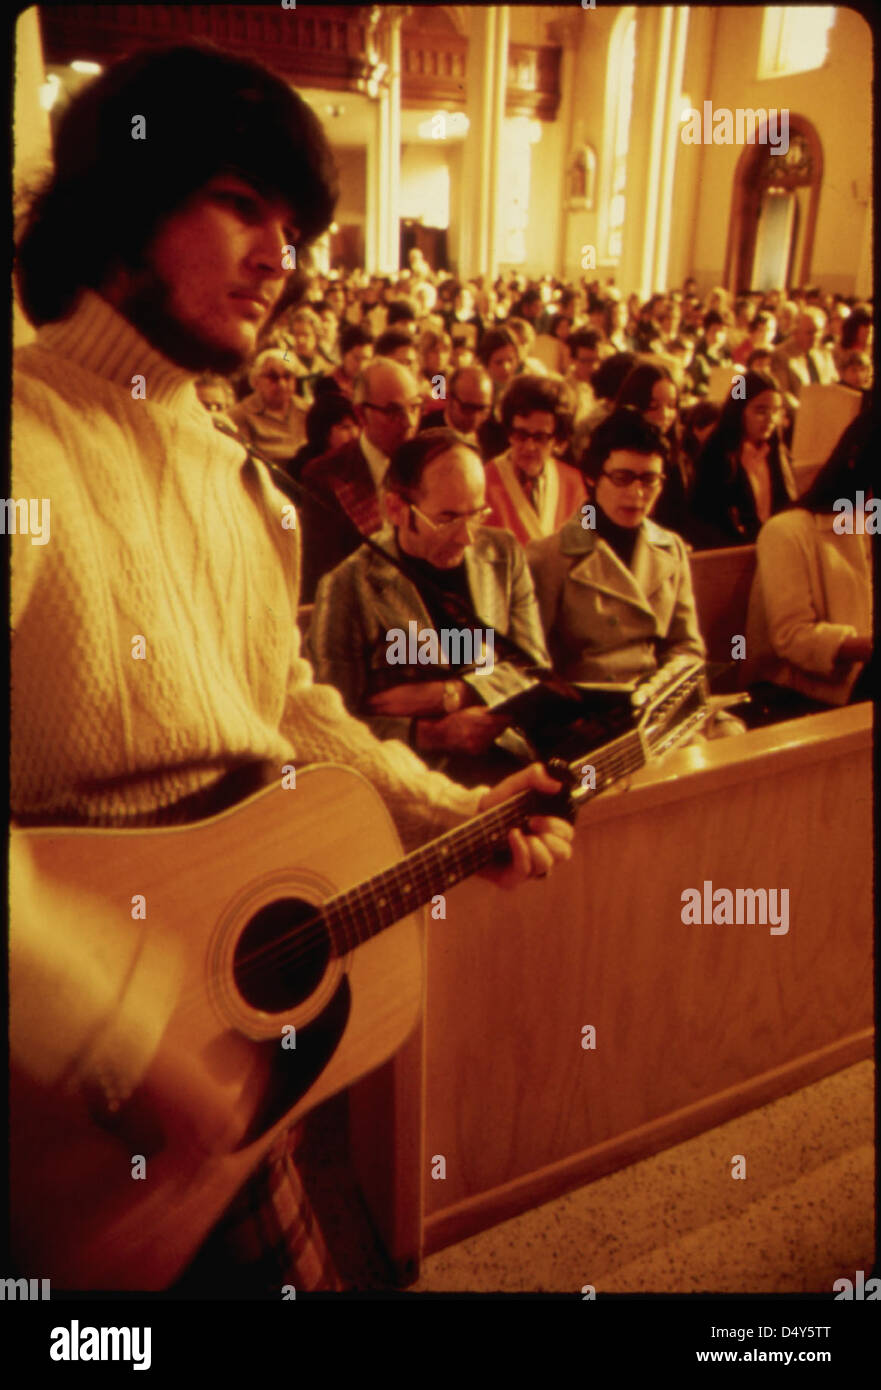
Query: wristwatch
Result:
<box><xmin>442</xmin><ymin>680</ymin><xmax>464</xmax><ymax>714</ymax></box>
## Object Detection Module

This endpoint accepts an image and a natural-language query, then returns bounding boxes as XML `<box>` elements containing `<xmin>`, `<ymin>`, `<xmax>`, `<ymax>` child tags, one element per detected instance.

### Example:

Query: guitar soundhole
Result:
<box><xmin>233</xmin><ymin>898</ymin><xmax>330</xmax><ymax>1013</ymax></box>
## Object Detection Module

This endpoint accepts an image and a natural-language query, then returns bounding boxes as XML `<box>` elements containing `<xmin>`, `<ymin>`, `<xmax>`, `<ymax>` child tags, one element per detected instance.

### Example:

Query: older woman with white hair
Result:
<box><xmin>227</xmin><ymin>348</ymin><xmax>307</xmax><ymax>464</ymax></box>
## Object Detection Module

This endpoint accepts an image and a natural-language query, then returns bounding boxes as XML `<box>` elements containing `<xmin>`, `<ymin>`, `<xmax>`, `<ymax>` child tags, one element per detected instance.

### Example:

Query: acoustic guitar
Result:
<box><xmin>10</xmin><ymin>658</ymin><xmax>713</xmax><ymax>1289</ymax></box>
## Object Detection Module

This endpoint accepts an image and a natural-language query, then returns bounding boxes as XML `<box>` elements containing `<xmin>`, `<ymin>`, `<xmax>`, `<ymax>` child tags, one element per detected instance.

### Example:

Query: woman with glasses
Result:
<box><xmin>690</xmin><ymin>370</ymin><xmax>796</xmax><ymax>549</ymax></box>
<box><xmin>527</xmin><ymin>408</ymin><xmax>705</xmax><ymax>686</ymax></box>
<box><xmin>483</xmin><ymin>374</ymin><xmax>586</xmax><ymax>546</ymax></box>
<box><xmin>227</xmin><ymin>348</ymin><xmax>307</xmax><ymax>464</ymax></box>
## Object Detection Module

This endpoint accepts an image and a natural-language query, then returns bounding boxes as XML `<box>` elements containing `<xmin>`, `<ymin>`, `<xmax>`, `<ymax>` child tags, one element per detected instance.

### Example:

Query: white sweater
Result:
<box><xmin>745</xmin><ymin>508</ymin><xmax>872</xmax><ymax>705</ymax></box>
<box><xmin>11</xmin><ymin>289</ymin><xmax>484</xmax><ymax>842</ymax></box>
<box><xmin>11</xmin><ymin>290</ymin><xmax>488</xmax><ymax>1102</ymax></box>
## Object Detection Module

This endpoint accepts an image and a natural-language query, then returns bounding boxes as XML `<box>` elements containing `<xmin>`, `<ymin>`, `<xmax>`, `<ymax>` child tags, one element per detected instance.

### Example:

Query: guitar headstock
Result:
<box><xmin>631</xmin><ymin>657</ymin><xmax>712</xmax><ymax>757</ymax></box>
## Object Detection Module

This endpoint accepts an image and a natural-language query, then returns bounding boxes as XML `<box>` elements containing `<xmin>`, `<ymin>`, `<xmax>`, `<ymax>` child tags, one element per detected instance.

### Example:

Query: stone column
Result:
<box><xmin>652</xmin><ymin>4</ymin><xmax>689</xmax><ymax>291</ymax></box>
<box><xmin>459</xmin><ymin>5</ymin><xmax>508</xmax><ymax>280</ymax></box>
<box><xmin>385</xmin><ymin>8</ymin><xmax>405</xmax><ymax>274</ymax></box>
<box><xmin>363</xmin><ymin>5</ymin><xmax>405</xmax><ymax>275</ymax></box>
<box><xmin>618</xmin><ymin>6</ymin><xmax>674</xmax><ymax>298</ymax></box>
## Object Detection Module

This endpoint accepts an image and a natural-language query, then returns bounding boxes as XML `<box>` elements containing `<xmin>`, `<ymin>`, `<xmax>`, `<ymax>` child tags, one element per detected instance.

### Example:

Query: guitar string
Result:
<box><xmin>166</xmin><ymin>685</ymin><xmax>704</xmax><ymax>1017</ymax></box>
<box><xmin>242</xmin><ymin>693</ymin><xmax>705</xmax><ymax>975</ymax></box>
<box><xmin>192</xmin><ymin>731</ymin><xmax>658</xmax><ymax>991</ymax></box>
<box><xmin>174</xmin><ymin>719</ymin><xmax>683</xmax><ymax>1013</ymax></box>
<box><xmin>215</xmin><ymin>732</ymin><xmax>648</xmax><ymax>977</ymax></box>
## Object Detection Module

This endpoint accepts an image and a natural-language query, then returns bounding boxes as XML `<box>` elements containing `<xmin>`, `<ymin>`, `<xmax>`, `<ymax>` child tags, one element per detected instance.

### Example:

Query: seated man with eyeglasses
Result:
<box><xmin>308</xmin><ymin>429</ymin><xmax>551</xmax><ymax>782</ymax></box>
<box><xmin>483</xmin><ymin>375</ymin><xmax>587</xmax><ymax>546</ymax></box>
<box><xmin>418</xmin><ymin>364</ymin><xmax>493</xmax><ymax>450</ymax></box>
<box><xmin>298</xmin><ymin>356</ymin><xmax>424</xmax><ymax>600</ymax></box>
<box><xmin>526</xmin><ymin>408</ymin><xmax>706</xmax><ymax>686</ymax></box>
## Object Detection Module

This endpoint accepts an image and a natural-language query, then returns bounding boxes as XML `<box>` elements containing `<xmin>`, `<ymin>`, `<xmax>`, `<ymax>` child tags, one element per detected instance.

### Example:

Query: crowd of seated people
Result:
<box><xmin>188</xmin><ymin>260</ymin><xmax>872</xmax><ymax>759</ymax></box>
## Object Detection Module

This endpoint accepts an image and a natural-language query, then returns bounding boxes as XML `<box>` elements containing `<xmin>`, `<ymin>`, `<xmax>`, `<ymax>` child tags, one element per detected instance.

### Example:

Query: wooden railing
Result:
<box><xmin>40</xmin><ymin>4</ymin><xmax>374</xmax><ymax>92</ymax></box>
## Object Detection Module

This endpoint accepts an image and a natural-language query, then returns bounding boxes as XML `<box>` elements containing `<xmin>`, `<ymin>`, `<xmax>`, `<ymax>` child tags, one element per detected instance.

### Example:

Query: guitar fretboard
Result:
<box><xmin>323</xmin><ymin>725</ymin><xmax>647</xmax><ymax>953</ymax></box>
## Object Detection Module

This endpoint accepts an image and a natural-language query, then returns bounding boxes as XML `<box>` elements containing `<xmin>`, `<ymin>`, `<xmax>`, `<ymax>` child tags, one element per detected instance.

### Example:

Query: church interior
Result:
<box><xmin>9</xmin><ymin>3</ymin><xmax>874</xmax><ymax>1313</ymax></box>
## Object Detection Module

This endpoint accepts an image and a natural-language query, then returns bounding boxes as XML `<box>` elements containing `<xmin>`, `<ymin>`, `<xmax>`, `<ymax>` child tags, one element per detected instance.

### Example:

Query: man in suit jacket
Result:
<box><xmin>309</xmin><ymin>429</ymin><xmax>550</xmax><ymax>781</ymax></box>
<box><xmin>298</xmin><ymin>356</ymin><xmax>422</xmax><ymax>600</ymax></box>
<box><xmin>770</xmin><ymin>311</ymin><xmax>836</xmax><ymax>413</ymax></box>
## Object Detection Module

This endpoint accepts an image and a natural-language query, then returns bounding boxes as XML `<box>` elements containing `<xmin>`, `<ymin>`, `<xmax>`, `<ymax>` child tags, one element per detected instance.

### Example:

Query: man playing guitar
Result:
<box><xmin>10</xmin><ymin>42</ymin><xmax>573</xmax><ymax>1293</ymax></box>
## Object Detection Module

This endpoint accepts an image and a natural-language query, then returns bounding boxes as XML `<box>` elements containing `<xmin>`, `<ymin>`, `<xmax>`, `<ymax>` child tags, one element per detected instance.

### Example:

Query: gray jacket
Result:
<box><xmin>308</xmin><ymin>526</ymin><xmax>550</xmax><ymax>746</ymax></box>
<box><xmin>527</xmin><ymin>515</ymin><xmax>705</xmax><ymax>684</ymax></box>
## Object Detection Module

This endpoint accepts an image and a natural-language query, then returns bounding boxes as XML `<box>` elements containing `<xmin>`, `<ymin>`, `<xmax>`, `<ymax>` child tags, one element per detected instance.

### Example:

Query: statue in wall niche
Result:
<box><xmin>566</xmin><ymin>146</ymin><xmax>596</xmax><ymax>210</ymax></box>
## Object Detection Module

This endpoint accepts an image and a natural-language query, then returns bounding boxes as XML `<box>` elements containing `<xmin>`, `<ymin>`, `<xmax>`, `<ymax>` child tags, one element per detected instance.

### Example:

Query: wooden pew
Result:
<box><xmin>408</xmin><ymin>704</ymin><xmax>872</xmax><ymax>1259</ymax></box>
<box><xmin>688</xmin><ymin>546</ymin><xmax>757</xmax><ymax>688</ymax></box>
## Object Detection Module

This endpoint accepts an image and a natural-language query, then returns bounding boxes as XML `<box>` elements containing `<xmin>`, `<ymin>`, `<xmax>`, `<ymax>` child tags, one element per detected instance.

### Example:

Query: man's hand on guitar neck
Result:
<box><xmin>477</xmin><ymin>763</ymin><xmax>575</xmax><ymax>890</ymax></box>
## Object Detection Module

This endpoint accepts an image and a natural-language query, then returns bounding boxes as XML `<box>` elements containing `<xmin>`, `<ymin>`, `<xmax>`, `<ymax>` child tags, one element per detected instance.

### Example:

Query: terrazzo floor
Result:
<box><xmin>300</xmin><ymin>1058</ymin><xmax>875</xmax><ymax>1295</ymax></box>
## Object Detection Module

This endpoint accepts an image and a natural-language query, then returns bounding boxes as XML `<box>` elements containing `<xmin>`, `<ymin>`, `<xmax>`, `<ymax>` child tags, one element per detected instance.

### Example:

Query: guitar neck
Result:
<box><xmin>324</xmin><ymin>725</ymin><xmax>646</xmax><ymax>952</ymax></box>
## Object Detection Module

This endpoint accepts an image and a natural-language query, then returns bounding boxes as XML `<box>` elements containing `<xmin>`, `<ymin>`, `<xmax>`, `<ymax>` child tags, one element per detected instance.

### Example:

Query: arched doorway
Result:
<box><xmin>723</xmin><ymin>116</ymin><xmax>823</xmax><ymax>292</ymax></box>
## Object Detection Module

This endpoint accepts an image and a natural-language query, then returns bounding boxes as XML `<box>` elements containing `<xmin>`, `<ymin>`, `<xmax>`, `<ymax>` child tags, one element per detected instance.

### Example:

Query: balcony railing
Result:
<box><xmin>40</xmin><ymin>5</ymin><xmax>561</xmax><ymax>119</ymax></box>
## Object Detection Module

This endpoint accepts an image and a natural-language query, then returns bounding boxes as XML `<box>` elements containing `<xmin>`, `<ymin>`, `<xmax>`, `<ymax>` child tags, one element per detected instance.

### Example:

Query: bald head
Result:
<box><xmin>447</xmin><ymin>364</ymin><xmax>492</xmax><ymax>435</ymax></box>
<box><xmin>794</xmin><ymin>312</ymin><xmax>819</xmax><ymax>354</ymax></box>
<box><xmin>354</xmin><ymin>356</ymin><xmax>419</xmax><ymax>405</ymax></box>
<box><xmin>354</xmin><ymin>356</ymin><xmax>422</xmax><ymax>455</ymax></box>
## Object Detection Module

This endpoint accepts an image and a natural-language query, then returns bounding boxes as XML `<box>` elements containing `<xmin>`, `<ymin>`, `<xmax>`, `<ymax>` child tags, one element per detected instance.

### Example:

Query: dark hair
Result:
<box><xmin>15</xmin><ymin>42</ymin><xmax>338</xmax><ymax>326</ymax></box>
<box><xmin>840</xmin><ymin>348</ymin><xmax>871</xmax><ymax>371</ymax></box>
<box><xmin>840</xmin><ymin>305</ymin><xmax>873</xmax><ymax>350</ymax></box>
<box><xmin>375</xmin><ymin>327</ymin><xmax>415</xmax><ymax>356</ymax></box>
<box><xmin>615</xmin><ymin>361</ymin><xmax>678</xmax><ymax>414</ymax></box>
<box><xmin>385</xmin><ymin>428</ymin><xmax>479</xmax><ymax>495</ymax></box>
<box><xmin>499</xmin><ymin>374</ymin><xmax>573</xmax><ymax>439</ymax></box>
<box><xmin>590</xmin><ymin>350</ymin><xmax>637</xmax><ymax>402</ymax></box>
<box><xmin>551</xmin><ymin>315</ymin><xmax>573</xmax><ymax>338</ymax></box>
<box><xmin>793</xmin><ymin>410</ymin><xmax>876</xmax><ymax>513</ymax></box>
<box><xmin>681</xmin><ymin>400</ymin><xmax>722</xmax><ymax>435</ymax></box>
<box><xmin>339</xmin><ymin>323</ymin><xmax>373</xmax><ymax>355</ymax></box>
<box><xmin>516</xmin><ymin>288</ymin><xmax>543</xmax><ymax>307</ymax></box>
<box><xmin>304</xmin><ymin>392</ymin><xmax>358</xmax><ymax>452</ymax></box>
<box><xmin>706</xmin><ymin>370</ymin><xmax>781</xmax><ymax>453</ymax></box>
<box><xmin>386</xmin><ymin>299</ymin><xmax>418</xmax><ymax>326</ymax></box>
<box><xmin>746</xmin><ymin>347</ymin><xmax>773</xmax><ymax>370</ymax></box>
<box><xmin>477</xmin><ymin>325</ymin><xmax>519</xmax><ymax>366</ymax></box>
<box><xmin>580</xmin><ymin>408</ymin><xmax>670</xmax><ymax>481</ymax></box>
<box><xmin>569</xmin><ymin>328</ymin><xmax>603</xmax><ymax>355</ymax></box>
<box><xmin>702</xmin><ymin>309</ymin><xmax>725</xmax><ymax>331</ymax></box>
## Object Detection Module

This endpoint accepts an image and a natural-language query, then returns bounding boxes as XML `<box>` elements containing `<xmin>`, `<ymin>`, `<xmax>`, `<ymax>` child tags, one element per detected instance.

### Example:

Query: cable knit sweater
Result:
<box><xmin>11</xmin><ymin>290</ymin><xmax>485</xmax><ymax>845</ymax></box>
<box><xmin>11</xmin><ymin>290</ymin><xmax>489</xmax><ymax>1106</ymax></box>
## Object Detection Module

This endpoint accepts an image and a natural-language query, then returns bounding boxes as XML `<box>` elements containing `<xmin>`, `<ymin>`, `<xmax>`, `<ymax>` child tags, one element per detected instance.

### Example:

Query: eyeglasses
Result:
<box><xmin>409</xmin><ymin>502</ymin><xmax>493</xmax><ymax>535</ymax></box>
<box><xmin>510</xmin><ymin>427</ymin><xmax>555</xmax><ymax>445</ymax></box>
<box><xmin>262</xmin><ymin>371</ymin><xmax>294</xmax><ymax>384</ymax></box>
<box><xmin>363</xmin><ymin>400</ymin><xmax>423</xmax><ymax>421</ymax></box>
<box><xmin>601</xmin><ymin>469</ymin><xmax>665</xmax><ymax>491</ymax></box>
<box><xmin>451</xmin><ymin>395</ymin><xmax>491</xmax><ymax>416</ymax></box>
